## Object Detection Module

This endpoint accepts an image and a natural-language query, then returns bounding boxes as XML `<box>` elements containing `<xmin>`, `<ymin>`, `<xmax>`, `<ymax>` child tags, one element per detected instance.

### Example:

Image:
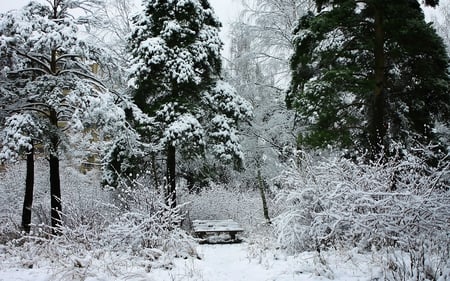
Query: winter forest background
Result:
<box><xmin>0</xmin><ymin>0</ymin><xmax>449</xmax><ymax>280</ymax></box>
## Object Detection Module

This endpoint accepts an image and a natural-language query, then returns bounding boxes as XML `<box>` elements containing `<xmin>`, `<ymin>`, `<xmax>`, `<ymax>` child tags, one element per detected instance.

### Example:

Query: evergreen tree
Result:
<box><xmin>128</xmin><ymin>0</ymin><xmax>252</xmax><ymax>207</ymax></box>
<box><xmin>0</xmin><ymin>0</ymin><xmax>126</xmax><ymax>233</ymax></box>
<box><xmin>286</xmin><ymin>0</ymin><xmax>450</xmax><ymax>158</ymax></box>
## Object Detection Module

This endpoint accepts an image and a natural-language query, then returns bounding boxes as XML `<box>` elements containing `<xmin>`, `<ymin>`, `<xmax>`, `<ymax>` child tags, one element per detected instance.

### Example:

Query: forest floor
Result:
<box><xmin>0</xmin><ymin>242</ymin><xmax>381</xmax><ymax>281</ymax></box>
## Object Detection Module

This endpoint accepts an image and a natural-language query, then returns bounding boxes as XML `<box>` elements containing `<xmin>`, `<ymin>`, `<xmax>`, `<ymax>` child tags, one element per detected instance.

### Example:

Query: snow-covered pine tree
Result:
<box><xmin>128</xmin><ymin>0</ymin><xmax>252</xmax><ymax>207</ymax></box>
<box><xmin>286</xmin><ymin>0</ymin><xmax>450</xmax><ymax>160</ymax></box>
<box><xmin>0</xmin><ymin>0</ymin><xmax>129</xmax><ymax>233</ymax></box>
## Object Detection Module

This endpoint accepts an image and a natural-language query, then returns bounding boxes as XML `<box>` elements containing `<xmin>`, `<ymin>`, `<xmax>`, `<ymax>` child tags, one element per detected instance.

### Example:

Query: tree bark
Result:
<box><xmin>257</xmin><ymin>169</ymin><xmax>271</xmax><ymax>224</ymax></box>
<box><xmin>166</xmin><ymin>145</ymin><xmax>176</xmax><ymax>208</ymax></box>
<box><xmin>49</xmin><ymin>109</ymin><xmax>62</xmax><ymax>234</ymax></box>
<box><xmin>369</xmin><ymin>4</ymin><xmax>387</xmax><ymax>159</ymax></box>
<box><xmin>49</xmin><ymin>153</ymin><xmax>62</xmax><ymax>234</ymax></box>
<box><xmin>21</xmin><ymin>143</ymin><xmax>34</xmax><ymax>233</ymax></box>
<box><xmin>151</xmin><ymin>153</ymin><xmax>160</xmax><ymax>188</ymax></box>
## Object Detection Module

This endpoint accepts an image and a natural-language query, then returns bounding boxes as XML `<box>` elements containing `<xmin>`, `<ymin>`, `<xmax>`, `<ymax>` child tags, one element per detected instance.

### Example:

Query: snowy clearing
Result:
<box><xmin>0</xmin><ymin>243</ymin><xmax>381</xmax><ymax>281</ymax></box>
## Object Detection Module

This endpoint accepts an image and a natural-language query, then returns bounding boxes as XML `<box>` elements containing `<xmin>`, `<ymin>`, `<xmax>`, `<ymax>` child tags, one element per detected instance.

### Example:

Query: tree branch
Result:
<box><xmin>13</xmin><ymin>48</ymin><xmax>53</xmax><ymax>74</ymax></box>
<box><xmin>58</xmin><ymin>69</ymin><xmax>106</xmax><ymax>88</ymax></box>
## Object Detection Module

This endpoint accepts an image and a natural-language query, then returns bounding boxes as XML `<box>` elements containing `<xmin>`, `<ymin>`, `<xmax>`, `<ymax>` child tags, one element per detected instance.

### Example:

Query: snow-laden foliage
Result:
<box><xmin>0</xmin><ymin>160</ymin><xmax>197</xmax><ymax>278</ymax></box>
<box><xmin>425</xmin><ymin>0</ymin><xmax>450</xmax><ymax>54</ymax></box>
<box><xmin>129</xmin><ymin>0</ymin><xmax>223</xmax><ymax>92</ymax></box>
<box><xmin>104</xmin><ymin>204</ymin><xmax>195</xmax><ymax>259</ymax></box>
<box><xmin>0</xmin><ymin>114</ymin><xmax>41</xmax><ymax>162</ymax></box>
<box><xmin>226</xmin><ymin>10</ymin><xmax>300</xmax><ymax>203</ymax></box>
<box><xmin>1</xmin><ymin>160</ymin><xmax>394</xmax><ymax>281</ymax></box>
<box><xmin>128</xmin><ymin>0</ymin><xmax>253</xmax><ymax>194</ymax></box>
<box><xmin>3</xmin><ymin>201</ymin><xmax>197</xmax><ymax>279</ymax></box>
<box><xmin>201</xmin><ymin>81</ymin><xmax>253</xmax><ymax>164</ymax></box>
<box><xmin>0</xmin><ymin>0</ymin><xmax>142</xmax><ymax>230</ymax></box>
<box><xmin>274</xmin><ymin>149</ymin><xmax>449</xmax><ymax>278</ymax></box>
<box><xmin>0</xmin><ymin>0</ymin><xmax>131</xmax><ymax>139</ymax></box>
<box><xmin>275</xmin><ymin>149</ymin><xmax>449</xmax><ymax>252</ymax></box>
<box><xmin>238</xmin><ymin>0</ymin><xmax>313</xmax><ymax>87</ymax></box>
<box><xmin>161</xmin><ymin>113</ymin><xmax>205</xmax><ymax>149</ymax></box>
<box><xmin>181</xmin><ymin>183</ymin><xmax>280</xmax><ymax>235</ymax></box>
<box><xmin>0</xmin><ymin>1</ymin><xmax>124</xmax><ymax>161</ymax></box>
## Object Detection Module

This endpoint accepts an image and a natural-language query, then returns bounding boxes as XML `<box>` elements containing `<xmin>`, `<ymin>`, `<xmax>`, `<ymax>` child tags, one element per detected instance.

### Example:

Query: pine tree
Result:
<box><xmin>0</xmin><ymin>0</ymin><xmax>126</xmax><ymax>233</ymax></box>
<box><xmin>128</xmin><ymin>0</ymin><xmax>252</xmax><ymax>207</ymax></box>
<box><xmin>286</xmin><ymin>0</ymin><xmax>450</xmax><ymax>158</ymax></box>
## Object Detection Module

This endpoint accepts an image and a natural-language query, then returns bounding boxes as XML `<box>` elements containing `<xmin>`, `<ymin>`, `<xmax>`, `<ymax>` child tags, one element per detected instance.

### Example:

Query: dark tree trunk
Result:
<box><xmin>21</xmin><ymin>143</ymin><xmax>34</xmax><ymax>233</ymax></box>
<box><xmin>166</xmin><ymin>145</ymin><xmax>176</xmax><ymax>208</ymax></box>
<box><xmin>369</xmin><ymin>5</ymin><xmax>387</xmax><ymax>159</ymax></box>
<box><xmin>151</xmin><ymin>153</ymin><xmax>160</xmax><ymax>187</ymax></box>
<box><xmin>49</xmin><ymin>153</ymin><xmax>62</xmax><ymax>234</ymax></box>
<box><xmin>257</xmin><ymin>169</ymin><xmax>271</xmax><ymax>224</ymax></box>
<box><xmin>49</xmin><ymin>109</ymin><xmax>62</xmax><ymax>234</ymax></box>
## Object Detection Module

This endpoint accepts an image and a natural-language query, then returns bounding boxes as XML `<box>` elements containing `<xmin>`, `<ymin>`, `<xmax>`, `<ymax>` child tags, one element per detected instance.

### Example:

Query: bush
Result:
<box><xmin>380</xmin><ymin>237</ymin><xmax>450</xmax><ymax>281</ymax></box>
<box><xmin>0</xmin><ymin>160</ymin><xmax>197</xmax><ymax>279</ymax></box>
<box><xmin>274</xmin><ymin>149</ymin><xmax>449</xmax><ymax>278</ymax></box>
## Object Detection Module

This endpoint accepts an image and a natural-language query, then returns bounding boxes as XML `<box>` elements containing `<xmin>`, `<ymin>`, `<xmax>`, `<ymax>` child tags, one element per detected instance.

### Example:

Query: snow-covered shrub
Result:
<box><xmin>0</xmin><ymin>175</ymin><xmax>19</xmax><ymax>238</ymax></box>
<box><xmin>56</xmin><ymin>176</ymin><xmax>197</xmax><ymax>260</ymax></box>
<box><xmin>380</xmin><ymin>236</ymin><xmax>450</xmax><ymax>281</ymax></box>
<box><xmin>0</xmin><ymin>158</ymin><xmax>197</xmax><ymax>278</ymax></box>
<box><xmin>0</xmin><ymin>159</ymin><xmax>50</xmax><ymax>243</ymax></box>
<box><xmin>103</xmin><ymin>201</ymin><xmax>196</xmax><ymax>259</ymax></box>
<box><xmin>274</xmin><ymin>150</ymin><xmax>450</xmax><ymax>255</ymax></box>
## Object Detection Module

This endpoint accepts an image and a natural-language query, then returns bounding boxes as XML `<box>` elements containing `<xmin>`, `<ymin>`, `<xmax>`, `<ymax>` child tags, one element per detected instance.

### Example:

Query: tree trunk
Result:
<box><xmin>21</xmin><ymin>143</ymin><xmax>34</xmax><ymax>233</ymax></box>
<box><xmin>151</xmin><ymin>153</ymin><xmax>159</xmax><ymax>188</ymax></box>
<box><xmin>49</xmin><ymin>109</ymin><xmax>62</xmax><ymax>234</ymax></box>
<box><xmin>369</xmin><ymin>4</ymin><xmax>387</xmax><ymax>159</ymax></box>
<box><xmin>257</xmin><ymin>169</ymin><xmax>271</xmax><ymax>224</ymax></box>
<box><xmin>166</xmin><ymin>145</ymin><xmax>176</xmax><ymax>208</ymax></box>
<box><xmin>49</xmin><ymin>153</ymin><xmax>62</xmax><ymax>234</ymax></box>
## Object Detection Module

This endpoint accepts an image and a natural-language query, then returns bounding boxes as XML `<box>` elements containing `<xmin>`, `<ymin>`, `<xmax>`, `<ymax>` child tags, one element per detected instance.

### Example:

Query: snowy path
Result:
<box><xmin>154</xmin><ymin>243</ymin><xmax>376</xmax><ymax>281</ymax></box>
<box><xmin>157</xmin><ymin>243</ymin><xmax>303</xmax><ymax>281</ymax></box>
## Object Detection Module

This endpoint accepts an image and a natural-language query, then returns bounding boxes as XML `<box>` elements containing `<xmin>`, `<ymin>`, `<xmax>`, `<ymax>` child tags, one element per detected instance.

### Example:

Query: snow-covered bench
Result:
<box><xmin>192</xmin><ymin>219</ymin><xmax>244</xmax><ymax>243</ymax></box>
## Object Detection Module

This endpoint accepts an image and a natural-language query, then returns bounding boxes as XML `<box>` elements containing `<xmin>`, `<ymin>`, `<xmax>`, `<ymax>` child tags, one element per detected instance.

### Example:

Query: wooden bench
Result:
<box><xmin>192</xmin><ymin>219</ymin><xmax>244</xmax><ymax>243</ymax></box>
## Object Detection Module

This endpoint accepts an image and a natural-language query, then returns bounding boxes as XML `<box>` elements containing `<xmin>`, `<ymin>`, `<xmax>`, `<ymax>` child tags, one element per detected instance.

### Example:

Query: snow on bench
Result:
<box><xmin>192</xmin><ymin>219</ymin><xmax>244</xmax><ymax>243</ymax></box>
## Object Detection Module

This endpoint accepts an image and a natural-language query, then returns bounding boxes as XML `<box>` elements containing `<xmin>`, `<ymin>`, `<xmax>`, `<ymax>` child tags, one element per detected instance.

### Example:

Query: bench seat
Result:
<box><xmin>192</xmin><ymin>219</ymin><xmax>244</xmax><ymax>243</ymax></box>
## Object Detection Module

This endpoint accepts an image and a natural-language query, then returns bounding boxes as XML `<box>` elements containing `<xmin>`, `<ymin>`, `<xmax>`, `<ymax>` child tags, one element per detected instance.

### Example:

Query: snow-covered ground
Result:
<box><xmin>154</xmin><ymin>244</ymin><xmax>380</xmax><ymax>281</ymax></box>
<box><xmin>1</xmin><ymin>159</ymin><xmax>447</xmax><ymax>281</ymax></box>
<box><xmin>0</xmin><ymin>242</ymin><xmax>381</xmax><ymax>281</ymax></box>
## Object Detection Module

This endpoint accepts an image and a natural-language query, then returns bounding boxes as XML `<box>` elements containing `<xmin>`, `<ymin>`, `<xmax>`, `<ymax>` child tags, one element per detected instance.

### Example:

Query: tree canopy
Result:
<box><xmin>286</xmin><ymin>0</ymin><xmax>450</xmax><ymax>158</ymax></box>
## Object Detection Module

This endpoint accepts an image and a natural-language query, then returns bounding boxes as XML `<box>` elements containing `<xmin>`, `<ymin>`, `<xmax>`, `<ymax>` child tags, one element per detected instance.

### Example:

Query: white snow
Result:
<box><xmin>0</xmin><ymin>243</ymin><xmax>380</xmax><ymax>281</ymax></box>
